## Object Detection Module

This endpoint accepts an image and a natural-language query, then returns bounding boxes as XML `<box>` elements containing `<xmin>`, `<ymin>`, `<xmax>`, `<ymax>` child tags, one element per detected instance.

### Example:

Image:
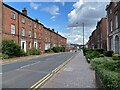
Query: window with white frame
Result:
<box><xmin>39</xmin><ymin>25</ymin><xmax>41</xmax><ymax>29</ymax></box>
<box><xmin>115</xmin><ymin>13</ymin><xmax>118</xmax><ymax>29</ymax></box>
<box><xmin>110</xmin><ymin>9</ymin><xmax>112</xmax><ymax>14</ymax></box>
<box><xmin>34</xmin><ymin>32</ymin><xmax>36</xmax><ymax>38</ymax></box>
<box><xmin>29</xmin><ymin>30</ymin><xmax>32</xmax><ymax>37</ymax></box>
<box><xmin>110</xmin><ymin>20</ymin><xmax>112</xmax><ymax>32</ymax></box>
<box><xmin>10</xmin><ymin>12</ymin><xmax>16</xmax><ymax>19</ymax></box>
<box><xmin>28</xmin><ymin>20</ymin><xmax>31</xmax><ymax>26</ymax></box>
<box><xmin>22</xmin><ymin>28</ymin><xmax>25</xmax><ymax>36</ymax></box>
<box><xmin>114</xmin><ymin>2</ymin><xmax>117</xmax><ymax>7</ymax></box>
<box><xmin>39</xmin><ymin>34</ymin><xmax>41</xmax><ymax>39</ymax></box>
<box><xmin>22</xmin><ymin>17</ymin><xmax>25</xmax><ymax>23</ymax></box>
<box><xmin>11</xmin><ymin>24</ymin><xmax>15</xmax><ymax>34</ymax></box>
<box><xmin>34</xmin><ymin>23</ymin><xmax>36</xmax><ymax>28</ymax></box>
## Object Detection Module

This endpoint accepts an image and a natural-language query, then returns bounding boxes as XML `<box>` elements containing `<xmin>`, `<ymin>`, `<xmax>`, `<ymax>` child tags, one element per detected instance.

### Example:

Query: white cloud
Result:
<box><xmin>51</xmin><ymin>16</ymin><xmax>56</xmax><ymax>21</ymax></box>
<box><xmin>42</xmin><ymin>5</ymin><xmax>60</xmax><ymax>15</ymax></box>
<box><xmin>30</xmin><ymin>2</ymin><xmax>41</xmax><ymax>10</ymax></box>
<box><xmin>67</xmin><ymin>0</ymin><xmax>109</xmax><ymax>44</ymax></box>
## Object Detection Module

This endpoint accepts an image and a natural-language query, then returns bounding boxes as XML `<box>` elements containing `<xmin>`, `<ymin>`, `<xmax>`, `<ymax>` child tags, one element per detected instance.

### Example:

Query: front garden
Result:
<box><xmin>1</xmin><ymin>39</ymin><xmax>65</xmax><ymax>59</ymax></box>
<box><xmin>83</xmin><ymin>48</ymin><xmax>120</xmax><ymax>90</ymax></box>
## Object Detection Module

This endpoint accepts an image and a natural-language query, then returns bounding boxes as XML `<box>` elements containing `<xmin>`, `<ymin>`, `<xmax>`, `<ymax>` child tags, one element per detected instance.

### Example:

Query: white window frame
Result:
<box><xmin>34</xmin><ymin>41</ymin><xmax>38</xmax><ymax>49</ymax></box>
<box><xmin>115</xmin><ymin>13</ymin><xmax>118</xmax><ymax>30</ymax></box>
<box><xmin>28</xmin><ymin>20</ymin><xmax>31</xmax><ymax>26</ymax></box>
<box><xmin>22</xmin><ymin>17</ymin><xmax>25</xmax><ymax>24</ymax></box>
<box><xmin>22</xmin><ymin>28</ymin><xmax>25</xmax><ymax>36</ymax></box>
<box><xmin>39</xmin><ymin>25</ymin><xmax>41</xmax><ymax>29</ymax></box>
<box><xmin>110</xmin><ymin>9</ymin><xmax>112</xmax><ymax>14</ymax></box>
<box><xmin>34</xmin><ymin>23</ymin><xmax>36</xmax><ymax>28</ymax></box>
<box><xmin>11</xmin><ymin>24</ymin><xmax>15</xmax><ymax>34</ymax></box>
<box><xmin>110</xmin><ymin>20</ymin><xmax>112</xmax><ymax>32</ymax></box>
<box><xmin>10</xmin><ymin>12</ymin><xmax>16</xmax><ymax>19</ymax></box>
<box><xmin>29</xmin><ymin>30</ymin><xmax>32</xmax><ymax>37</ymax></box>
<box><xmin>114</xmin><ymin>2</ymin><xmax>117</xmax><ymax>7</ymax></box>
<box><xmin>34</xmin><ymin>32</ymin><xmax>36</xmax><ymax>38</ymax></box>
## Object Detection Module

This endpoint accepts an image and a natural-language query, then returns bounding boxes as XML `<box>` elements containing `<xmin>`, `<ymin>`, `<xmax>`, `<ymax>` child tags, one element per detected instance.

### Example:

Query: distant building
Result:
<box><xmin>66</xmin><ymin>44</ymin><xmax>81</xmax><ymax>52</ymax></box>
<box><xmin>106</xmin><ymin>2</ymin><xmax>120</xmax><ymax>54</ymax></box>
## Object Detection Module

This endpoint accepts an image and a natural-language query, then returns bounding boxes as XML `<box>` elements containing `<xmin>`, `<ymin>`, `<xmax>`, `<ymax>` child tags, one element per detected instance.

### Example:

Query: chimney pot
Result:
<box><xmin>35</xmin><ymin>18</ymin><xmax>39</xmax><ymax>22</ymax></box>
<box><xmin>22</xmin><ymin>7</ymin><xmax>27</xmax><ymax>15</ymax></box>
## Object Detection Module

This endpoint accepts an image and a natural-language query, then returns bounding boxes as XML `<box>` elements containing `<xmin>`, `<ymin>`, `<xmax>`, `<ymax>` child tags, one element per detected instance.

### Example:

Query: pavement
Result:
<box><xmin>42</xmin><ymin>51</ymin><xmax>97</xmax><ymax>88</ymax></box>
<box><xmin>0</xmin><ymin>53</ymin><xmax>60</xmax><ymax>65</ymax></box>
<box><xmin>2</xmin><ymin>52</ymin><xmax>76</xmax><ymax>88</ymax></box>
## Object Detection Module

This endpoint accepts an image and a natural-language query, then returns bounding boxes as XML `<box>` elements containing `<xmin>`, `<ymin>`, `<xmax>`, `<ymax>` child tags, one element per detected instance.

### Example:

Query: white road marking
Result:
<box><xmin>20</xmin><ymin>61</ymin><xmax>41</xmax><ymax>69</ymax></box>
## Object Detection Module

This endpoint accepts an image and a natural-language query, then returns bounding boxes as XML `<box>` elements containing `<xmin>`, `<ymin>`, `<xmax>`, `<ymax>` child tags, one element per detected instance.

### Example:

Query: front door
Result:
<box><xmin>21</xmin><ymin>39</ymin><xmax>26</xmax><ymax>52</ymax></box>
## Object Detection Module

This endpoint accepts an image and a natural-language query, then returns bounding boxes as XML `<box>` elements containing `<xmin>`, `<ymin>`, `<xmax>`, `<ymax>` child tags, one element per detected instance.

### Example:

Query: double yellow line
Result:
<box><xmin>29</xmin><ymin>53</ymin><xmax>78</xmax><ymax>89</ymax></box>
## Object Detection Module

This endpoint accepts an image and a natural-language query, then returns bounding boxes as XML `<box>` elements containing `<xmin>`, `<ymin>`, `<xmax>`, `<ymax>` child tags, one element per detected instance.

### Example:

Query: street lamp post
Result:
<box><xmin>82</xmin><ymin>23</ymin><xmax>84</xmax><ymax>48</ymax></box>
<box><xmin>76</xmin><ymin>22</ymin><xmax>84</xmax><ymax>49</ymax></box>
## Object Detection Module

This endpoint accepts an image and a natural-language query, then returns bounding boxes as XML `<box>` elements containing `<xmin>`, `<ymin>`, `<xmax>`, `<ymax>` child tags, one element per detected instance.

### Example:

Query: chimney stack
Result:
<box><xmin>35</xmin><ymin>18</ymin><xmax>39</xmax><ymax>22</ymax></box>
<box><xmin>22</xmin><ymin>8</ymin><xmax>27</xmax><ymax>15</ymax></box>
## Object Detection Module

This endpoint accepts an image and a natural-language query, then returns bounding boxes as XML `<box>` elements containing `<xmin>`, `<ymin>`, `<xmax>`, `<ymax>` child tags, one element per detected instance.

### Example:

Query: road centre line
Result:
<box><xmin>20</xmin><ymin>61</ymin><xmax>41</xmax><ymax>69</ymax></box>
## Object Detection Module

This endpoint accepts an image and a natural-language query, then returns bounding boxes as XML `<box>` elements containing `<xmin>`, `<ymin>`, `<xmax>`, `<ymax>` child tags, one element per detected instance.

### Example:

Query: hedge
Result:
<box><xmin>112</xmin><ymin>54</ymin><xmax>120</xmax><ymax>60</ymax></box>
<box><xmin>90</xmin><ymin>58</ymin><xmax>120</xmax><ymax>90</ymax></box>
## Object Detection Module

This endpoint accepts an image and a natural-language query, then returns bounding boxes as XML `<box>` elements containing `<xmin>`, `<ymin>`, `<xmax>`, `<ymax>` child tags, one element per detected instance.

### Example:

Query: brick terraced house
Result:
<box><xmin>0</xmin><ymin>0</ymin><xmax>2</xmax><ymax>52</ymax></box>
<box><xmin>96</xmin><ymin>18</ymin><xmax>107</xmax><ymax>50</ymax></box>
<box><xmin>1</xmin><ymin>3</ymin><xmax>67</xmax><ymax>52</ymax></box>
<box><xmin>106</xmin><ymin>2</ymin><xmax>120</xmax><ymax>54</ymax></box>
<box><xmin>87</xmin><ymin>18</ymin><xmax>107</xmax><ymax>50</ymax></box>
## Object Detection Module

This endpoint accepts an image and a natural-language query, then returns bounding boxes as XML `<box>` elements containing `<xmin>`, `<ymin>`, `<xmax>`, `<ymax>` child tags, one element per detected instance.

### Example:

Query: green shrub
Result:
<box><xmin>99</xmin><ymin>54</ymin><xmax>105</xmax><ymax>57</ymax></box>
<box><xmin>45</xmin><ymin>48</ymin><xmax>53</xmax><ymax>53</ymax></box>
<box><xmin>83</xmin><ymin>48</ymin><xmax>94</xmax><ymax>56</ymax></box>
<box><xmin>90</xmin><ymin>57</ymin><xmax>107</xmax><ymax>70</ymax></box>
<box><xmin>60</xmin><ymin>47</ymin><xmax>65</xmax><ymax>52</ymax></box>
<box><xmin>2</xmin><ymin>54</ymin><xmax>11</xmax><ymax>59</ymax></box>
<box><xmin>27</xmin><ymin>48</ymin><xmax>41</xmax><ymax>55</ymax></box>
<box><xmin>104</xmin><ymin>51</ymin><xmax>114</xmax><ymax>57</ymax></box>
<box><xmin>2</xmin><ymin>39</ymin><xmax>26</xmax><ymax>57</ymax></box>
<box><xmin>91</xmin><ymin>58</ymin><xmax>120</xmax><ymax>72</ymax></box>
<box><xmin>86</xmin><ymin>51</ymin><xmax>100</xmax><ymax>59</ymax></box>
<box><xmin>95</xmin><ymin>48</ymin><xmax>105</xmax><ymax>54</ymax></box>
<box><xmin>52</xmin><ymin>46</ymin><xmax>61</xmax><ymax>53</ymax></box>
<box><xmin>112</xmin><ymin>54</ymin><xmax>120</xmax><ymax>60</ymax></box>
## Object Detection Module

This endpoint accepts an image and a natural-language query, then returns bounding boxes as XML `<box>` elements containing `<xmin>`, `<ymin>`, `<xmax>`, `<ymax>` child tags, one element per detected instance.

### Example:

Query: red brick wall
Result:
<box><xmin>101</xmin><ymin>18</ymin><xmax>107</xmax><ymax>50</ymax></box>
<box><xmin>3</xmin><ymin>5</ymin><xmax>19</xmax><ymax>43</ymax></box>
<box><xmin>0</xmin><ymin>0</ymin><xmax>2</xmax><ymax>51</ymax></box>
<box><xmin>106</xmin><ymin>2</ymin><xmax>120</xmax><ymax>51</ymax></box>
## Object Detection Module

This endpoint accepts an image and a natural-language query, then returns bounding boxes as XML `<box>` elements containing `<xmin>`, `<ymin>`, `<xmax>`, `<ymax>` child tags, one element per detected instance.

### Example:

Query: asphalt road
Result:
<box><xmin>2</xmin><ymin>52</ymin><xmax>77</xmax><ymax>88</ymax></box>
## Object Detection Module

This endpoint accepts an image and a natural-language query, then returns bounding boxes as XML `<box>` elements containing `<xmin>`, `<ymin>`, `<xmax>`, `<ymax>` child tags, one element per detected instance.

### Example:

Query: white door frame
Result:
<box><xmin>21</xmin><ymin>39</ymin><xmax>26</xmax><ymax>52</ymax></box>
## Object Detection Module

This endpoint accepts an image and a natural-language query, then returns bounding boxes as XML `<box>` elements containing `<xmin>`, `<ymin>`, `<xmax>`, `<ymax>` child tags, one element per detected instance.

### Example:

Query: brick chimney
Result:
<box><xmin>22</xmin><ymin>8</ymin><xmax>27</xmax><ymax>15</ymax></box>
<box><xmin>35</xmin><ymin>18</ymin><xmax>39</xmax><ymax>22</ymax></box>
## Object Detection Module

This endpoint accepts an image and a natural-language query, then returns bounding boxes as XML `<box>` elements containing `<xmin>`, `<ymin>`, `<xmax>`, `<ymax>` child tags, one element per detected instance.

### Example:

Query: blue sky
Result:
<box><xmin>4</xmin><ymin>0</ymin><xmax>109</xmax><ymax>45</ymax></box>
